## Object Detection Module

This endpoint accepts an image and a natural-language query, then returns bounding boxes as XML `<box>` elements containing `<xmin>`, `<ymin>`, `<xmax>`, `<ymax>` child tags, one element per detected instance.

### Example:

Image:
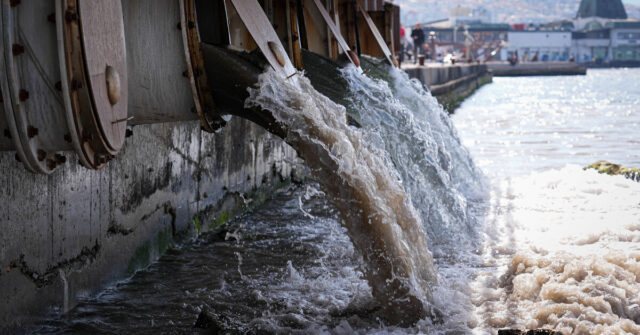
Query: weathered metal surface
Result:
<box><xmin>355</xmin><ymin>0</ymin><xmax>395</xmax><ymax>66</ymax></box>
<box><xmin>180</xmin><ymin>0</ymin><xmax>226</xmax><ymax>132</ymax></box>
<box><xmin>0</xmin><ymin>100</ymin><xmax>12</xmax><ymax>151</ymax></box>
<box><xmin>76</xmin><ymin>0</ymin><xmax>127</xmax><ymax>151</ymax></box>
<box><xmin>1</xmin><ymin>0</ymin><xmax>71</xmax><ymax>173</ymax></box>
<box><xmin>57</xmin><ymin>0</ymin><xmax>128</xmax><ymax>169</ymax></box>
<box><xmin>228</xmin><ymin>0</ymin><xmax>296</xmax><ymax>77</ymax></box>
<box><xmin>311</xmin><ymin>0</ymin><xmax>359</xmax><ymax>67</ymax></box>
<box><xmin>0</xmin><ymin>43</ymin><xmax>30</xmax><ymax>167</ymax></box>
<box><xmin>121</xmin><ymin>0</ymin><xmax>197</xmax><ymax>125</ymax></box>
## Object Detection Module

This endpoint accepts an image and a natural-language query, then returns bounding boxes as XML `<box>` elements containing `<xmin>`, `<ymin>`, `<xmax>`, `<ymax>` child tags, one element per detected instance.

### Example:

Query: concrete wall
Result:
<box><xmin>0</xmin><ymin>118</ymin><xmax>298</xmax><ymax>332</ymax></box>
<box><xmin>403</xmin><ymin>63</ymin><xmax>488</xmax><ymax>87</ymax></box>
<box><xmin>403</xmin><ymin>63</ymin><xmax>492</xmax><ymax>111</ymax></box>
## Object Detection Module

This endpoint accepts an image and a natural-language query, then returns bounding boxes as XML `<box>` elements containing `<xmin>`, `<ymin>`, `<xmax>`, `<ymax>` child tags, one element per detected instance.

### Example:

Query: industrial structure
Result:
<box><xmin>0</xmin><ymin>0</ymin><xmax>402</xmax><ymax>331</ymax></box>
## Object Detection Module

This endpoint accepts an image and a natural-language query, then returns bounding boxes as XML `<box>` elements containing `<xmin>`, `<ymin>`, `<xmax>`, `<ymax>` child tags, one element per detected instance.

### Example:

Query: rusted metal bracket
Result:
<box><xmin>180</xmin><ymin>0</ymin><xmax>226</xmax><ymax>133</ymax></box>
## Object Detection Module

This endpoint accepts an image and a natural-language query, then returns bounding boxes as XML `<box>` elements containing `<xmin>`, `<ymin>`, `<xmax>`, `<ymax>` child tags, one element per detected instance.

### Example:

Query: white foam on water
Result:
<box><xmin>470</xmin><ymin>166</ymin><xmax>640</xmax><ymax>334</ymax></box>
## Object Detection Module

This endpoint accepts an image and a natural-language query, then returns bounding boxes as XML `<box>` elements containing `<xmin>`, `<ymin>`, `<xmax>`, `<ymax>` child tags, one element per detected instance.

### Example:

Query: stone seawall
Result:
<box><xmin>0</xmin><ymin>118</ymin><xmax>298</xmax><ymax>332</ymax></box>
<box><xmin>402</xmin><ymin>63</ymin><xmax>492</xmax><ymax>111</ymax></box>
<box><xmin>488</xmin><ymin>61</ymin><xmax>587</xmax><ymax>76</ymax></box>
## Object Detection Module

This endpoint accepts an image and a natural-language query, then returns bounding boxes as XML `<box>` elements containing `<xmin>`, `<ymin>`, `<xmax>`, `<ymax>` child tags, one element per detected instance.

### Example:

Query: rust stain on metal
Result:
<box><xmin>26</xmin><ymin>126</ymin><xmax>38</xmax><ymax>138</ymax></box>
<box><xmin>18</xmin><ymin>89</ymin><xmax>29</xmax><ymax>101</ymax></box>
<box><xmin>37</xmin><ymin>149</ymin><xmax>46</xmax><ymax>162</ymax></box>
<box><xmin>11</xmin><ymin>44</ymin><xmax>24</xmax><ymax>56</ymax></box>
<box><xmin>180</xmin><ymin>0</ymin><xmax>225</xmax><ymax>133</ymax></box>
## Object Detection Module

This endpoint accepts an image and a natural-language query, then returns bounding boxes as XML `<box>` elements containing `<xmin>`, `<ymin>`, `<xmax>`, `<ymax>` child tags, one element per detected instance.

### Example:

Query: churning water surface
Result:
<box><xmin>453</xmin><ymin>68</ymin><xmax>640</xmax><ymax>334</ymax></box>
<box><xmin>32</xmin><ymin>68</ymin><xmax>640</xmax><ymax>334</ymax></box>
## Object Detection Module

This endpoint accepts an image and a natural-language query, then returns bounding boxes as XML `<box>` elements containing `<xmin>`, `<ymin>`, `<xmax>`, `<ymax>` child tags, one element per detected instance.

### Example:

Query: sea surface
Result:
<box><xmin>31</xmin><ymin>68</ymin><xmax>640</xmax><ymax>334</ymax></box>
<box><xmin>454</xmin><ymin>68</ymin><xmax>640</xmax><ymax>177</ymax></box>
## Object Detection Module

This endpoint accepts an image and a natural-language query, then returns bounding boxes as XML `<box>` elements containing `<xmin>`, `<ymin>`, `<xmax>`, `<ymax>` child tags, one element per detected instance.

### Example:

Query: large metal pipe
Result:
<box><xmin>0</xmin><ymin>0</ymin><xmax>227</xmax><ymax>173</ymax></box>
<box><xmin>201</xmin><ymin>44</ymin><xmax>286</xmax><ymax>139</ymax></box>
<box><xmin>0</xmin><ymin>0</ymin><xmax>382</xmax><ymax>174</ymax></box>
<box><xmin>122</xmin><ymin>0</ymin><xmax>199</xmax><ymax>125</ymax></box>
<box><xmin>1</xmin><ymin>0</ymin><xmax>72</xmax><ymax>173</ymax></box>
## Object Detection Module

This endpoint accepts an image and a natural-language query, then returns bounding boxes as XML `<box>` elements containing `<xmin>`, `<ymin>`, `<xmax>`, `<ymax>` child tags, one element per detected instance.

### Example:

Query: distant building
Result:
<box><xmin>507</xmin><ymin>31</ymin><xmax>572</xmax><ymax>61</ymax></box>
<box><xmin>571</xmin><ymin>0</ymin><xmax>640</xmax><ymax>63</ymax></box>
<box><xmin>413</xmin><ymin>0</ymin><xmax>640</xmax><ymax>65</ymax></box>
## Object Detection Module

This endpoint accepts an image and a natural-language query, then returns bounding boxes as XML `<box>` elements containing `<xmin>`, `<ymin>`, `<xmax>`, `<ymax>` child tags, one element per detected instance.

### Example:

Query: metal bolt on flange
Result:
<box><xmin>47</xmin><ymin>13</ymin><xmax>55</xmax><ymax>23</ymax></box>
<box><xmin>71</xmin><ymin>79</ymin><xmax>83</xmax><ymax>90</ymax></box>
<box><xmin>46</xmin><ymin>159</ymin><xmax>57</xmax><ymax>170</ymax></box>
<box><xmin>3</xmin><ymin>129</ymin><xmax>11</xmax><ymax>139</ymax></box>
<box><xmin>94</xmin><ymin>154</ymin><xmax>107</xmax><ymax>165</ymax></box>
<box><xmin>82</xmin><ymin>130</ymin><xmax>93</xmax><ymax>142</ymax></box>
<box><xmin>18</xmin><ymin>89</ymin><xmax>29</xmax><ymax>102</ymax></box>
<box><xmin>54</xmin><ymin>154</ymin><xmax>66</xmax><ymax>164</ymax></box>
<box><xmin>65</xmin><ymin>10</ymin><xmax>77</xmax><ymax>22</ymax></box>
<box><xmin>27</xmin><ymin>126</ymin><xmax>38</xmax><ymax>138</ymax></box>
<box><xmin>12</xmin><ymin>44</ymin><xmax>24</xmax><ymax>56</ymax></box>
<box><xmin>37</xmin><ymin>150</ymin><xmax>46</xmax><ymax>162</ymax></box>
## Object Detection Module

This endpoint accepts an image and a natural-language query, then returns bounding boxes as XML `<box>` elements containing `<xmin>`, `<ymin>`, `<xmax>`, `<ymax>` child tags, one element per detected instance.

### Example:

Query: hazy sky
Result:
<box><xmin>625</xmin><ymin>0</ymin><xmax>640</xmax><ymax>4</ymax></box>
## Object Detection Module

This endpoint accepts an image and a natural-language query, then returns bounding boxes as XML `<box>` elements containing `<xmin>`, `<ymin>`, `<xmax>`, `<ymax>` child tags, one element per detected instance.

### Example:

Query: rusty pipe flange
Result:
<box><xmin>180</xmin><ymin>0</ymin><xmax>226</xmax><ymax>133</ymax></box>
<box><xmin>1</xmin><ymin>0</ymin><xmax>72</xmax><ymax>173</ymax></box>
<box><xmin>0</xmin><ymin>94</ymin><xmax>14</xmax><ymax>151</ymax></box>
<box><xmin>0</xmin><ymin>42</ymin><xmax>32</xmax><ymax>171</ymax></box>
<box><xmin>56</xmin><ymin>0</ymin><xmax>128</xmax><ymax>169</ymax></box>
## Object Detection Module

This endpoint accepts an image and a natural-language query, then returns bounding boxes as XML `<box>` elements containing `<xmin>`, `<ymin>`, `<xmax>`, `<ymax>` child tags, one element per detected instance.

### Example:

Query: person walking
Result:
<box><xmin>411</xmin><ymin>23</ymin><xmax>425</xmax><ymax>64</ymax></box>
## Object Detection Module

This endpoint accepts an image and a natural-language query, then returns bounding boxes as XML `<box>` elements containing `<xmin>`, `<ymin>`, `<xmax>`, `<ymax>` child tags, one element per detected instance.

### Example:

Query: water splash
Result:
<box><xmin>246</xmin><ymin>69</ymin><xmax>437</xmax><ymax>324</ymax></box>
<box><xmin>339</xmin><ymin>63</ymin><xmax>485</xmax><ymax>250</ymax></box>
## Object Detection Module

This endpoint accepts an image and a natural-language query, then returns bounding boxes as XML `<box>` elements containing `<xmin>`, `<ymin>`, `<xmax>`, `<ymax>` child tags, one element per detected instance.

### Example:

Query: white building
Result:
<box><xmin>505</xmin><ymin>31</ymin><xmax>572</xmax><ymax>61</ymax></box>
<box><xmin>608</xmin><ymin>21</ymin><xmax>640</xmax><ymax>60</ymax></box>
<box><xmin>571</xmin><ymin>0</ymin><xmax>640</xmax><ymax>62</ymax></box>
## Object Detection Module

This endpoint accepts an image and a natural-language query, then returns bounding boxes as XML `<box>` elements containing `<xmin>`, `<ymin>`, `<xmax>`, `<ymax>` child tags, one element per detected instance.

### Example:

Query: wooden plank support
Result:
<box><xmin>311</xmin><ymin>0</ymin><xmax>360</xmax><ymax>68</ymax></box>
<box><xmin>228</xmin><ymin>0</ymin><xmax>296</xmax><ymax>77</ymax></box>
<box><xmin>354</xmin><ymin>0</ymin><xmax>397</xmax><ymax>66</ymax></box>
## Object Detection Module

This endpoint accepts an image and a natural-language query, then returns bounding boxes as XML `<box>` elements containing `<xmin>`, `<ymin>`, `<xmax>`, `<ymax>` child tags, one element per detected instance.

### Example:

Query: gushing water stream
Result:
<box><xmin>245</xmin><ymin>68</ymin><xmax>440</xmax><ymax>324</ymax></box>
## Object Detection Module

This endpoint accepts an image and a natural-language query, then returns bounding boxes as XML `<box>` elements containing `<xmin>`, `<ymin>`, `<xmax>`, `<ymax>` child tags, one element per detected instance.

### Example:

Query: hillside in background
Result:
<box><xmin>399</xmin><ymin>0</ymin><xmax>640</xmax><ymax>26</ymax></box>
